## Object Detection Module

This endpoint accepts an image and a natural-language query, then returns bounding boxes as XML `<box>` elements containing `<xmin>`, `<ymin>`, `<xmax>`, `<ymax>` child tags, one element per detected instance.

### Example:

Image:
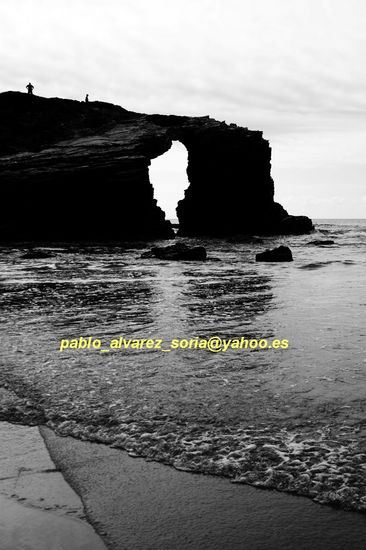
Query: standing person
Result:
<box><xmin>85</xmin><ymin>94</ymin><xmax>89</xmax><ymax>103</ymax></box>
<box><xmin>26</xmin><ymin>82</ymin><xmax>34</xmax><ymax>95</ymax></box>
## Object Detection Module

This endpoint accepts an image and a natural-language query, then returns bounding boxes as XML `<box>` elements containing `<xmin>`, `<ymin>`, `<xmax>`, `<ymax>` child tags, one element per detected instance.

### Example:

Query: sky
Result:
<box><xmin>1</xmin><ymin>0</ymin><xmax>366</xmax><ymax>218</ymax></box>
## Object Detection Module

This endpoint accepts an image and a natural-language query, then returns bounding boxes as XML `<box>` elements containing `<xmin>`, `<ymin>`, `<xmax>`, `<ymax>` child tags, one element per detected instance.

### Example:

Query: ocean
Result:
<box><xmin>0</xmin><ymin>219</ymin><xmax>365</xmax><ymax>512</ymax></box>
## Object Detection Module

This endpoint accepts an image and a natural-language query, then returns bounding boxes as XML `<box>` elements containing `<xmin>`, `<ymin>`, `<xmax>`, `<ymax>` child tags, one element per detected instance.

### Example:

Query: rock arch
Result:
<box><xmin>0</xmin><ymin>92</ymin><xmax>312</xmax><ymax>242</ymax></box>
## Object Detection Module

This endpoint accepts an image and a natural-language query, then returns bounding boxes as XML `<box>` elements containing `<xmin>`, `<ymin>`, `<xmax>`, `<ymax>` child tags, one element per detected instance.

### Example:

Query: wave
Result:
<box><xmin>0</xmin><ymin>392</ymin><xmax>364</xmax><ymax>513</ymax></box>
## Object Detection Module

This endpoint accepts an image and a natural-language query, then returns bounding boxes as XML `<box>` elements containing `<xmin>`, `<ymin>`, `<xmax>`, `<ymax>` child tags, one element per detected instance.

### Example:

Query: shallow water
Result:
<box><xmin>0</xmin><ymin>220</ymin><xmax>365</xmax><ymax>511</ymax></box>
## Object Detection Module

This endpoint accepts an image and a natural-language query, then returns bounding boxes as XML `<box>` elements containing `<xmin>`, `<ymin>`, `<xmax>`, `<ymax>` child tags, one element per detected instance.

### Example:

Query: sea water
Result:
<box><xmin>0</xmin><ymin>220</ymin><xmax>365</xmax><ymax>511</ymax></box>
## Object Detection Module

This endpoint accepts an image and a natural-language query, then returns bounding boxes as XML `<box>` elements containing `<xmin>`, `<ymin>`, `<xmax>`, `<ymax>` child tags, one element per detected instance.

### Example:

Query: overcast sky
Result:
<box><xmin>1</xmin><ymin>0</ymin><xmax>365</xmax><ymax>218</ymax></box>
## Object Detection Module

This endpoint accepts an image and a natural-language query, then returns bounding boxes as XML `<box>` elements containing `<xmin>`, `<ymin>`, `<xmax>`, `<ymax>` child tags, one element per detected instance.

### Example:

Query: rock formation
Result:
<box><xmin>0</xmin><ymin>92</ymin><xmax>313</xmax><ymax>242</ymax></box>
<box><xmin>256</xmin><ymin>246</ymin><xmax>293</xmax><ymax>262</ymax></box>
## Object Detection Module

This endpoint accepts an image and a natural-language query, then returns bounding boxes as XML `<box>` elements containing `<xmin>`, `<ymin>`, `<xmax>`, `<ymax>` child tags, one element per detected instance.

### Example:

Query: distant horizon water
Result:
<box><xmin>168</xmin><ymin>218</ymin><xmax>366</xmax><ymax>223</ymax></box>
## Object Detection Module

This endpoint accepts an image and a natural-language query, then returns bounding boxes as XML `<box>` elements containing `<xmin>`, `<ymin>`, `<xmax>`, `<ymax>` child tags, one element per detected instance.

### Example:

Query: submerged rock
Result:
<box><xmin>255</xmin><ymin>246</ymin><xmax>293</xmax><ymax>262</ymax></box>
<box><xmin>307</xmin><ymin>239</ymin><xmax>335</xmax><ymax>246</ymax></box>
<box><xmin>141</xmin><ymin>243</ymin><xmax>207</xmax><ymax>261</ymax></box>
<box><xmin>21</xmin><ymin>249</ymin><xmax>53</xmax><ymax>259</ymax></box>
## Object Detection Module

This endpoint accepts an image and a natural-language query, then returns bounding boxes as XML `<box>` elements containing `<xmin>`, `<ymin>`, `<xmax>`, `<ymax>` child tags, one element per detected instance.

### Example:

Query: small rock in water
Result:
<box><xmin>307</xmin><ymin>240</ymin><xmax>335</xmax><ymax>246</ymax></box>
<box><xmin>21</xmin><ymin>249</ymin><xmax>53</xmax><ymax>259</ymax></box>
<box><xmin>141</xmin><ymin>243</ymin><xmax>207</xmax><ymax>261</ymax></box>
<box><xmin>255</xmin><ymin>245</ymin><xmax>293</xmax><ymax>262</ymax></box>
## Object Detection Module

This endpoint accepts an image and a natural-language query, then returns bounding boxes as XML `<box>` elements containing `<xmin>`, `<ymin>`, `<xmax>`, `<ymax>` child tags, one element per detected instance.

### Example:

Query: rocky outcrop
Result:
<box><xmin>277</xmin><ymin>216</ymin><xmax>313</xmax><ymax>235</ymax></box>
<box><xmin>256</xmin><ymin>246</ymin><xmax>293</xmax><ymax>262</ymax></box>
<box><xmin>0</xmin><ymin>92</ymin><xmax>313</xmax><ymax>242</ymax></box>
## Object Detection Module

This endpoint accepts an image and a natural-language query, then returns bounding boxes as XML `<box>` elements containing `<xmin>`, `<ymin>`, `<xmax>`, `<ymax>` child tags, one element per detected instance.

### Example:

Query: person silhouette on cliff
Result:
<box><xmin>26</xmin><ymin>82</ymin><xmax>34</xmax><ymax>95</ymax></box>
<box><xmin>85</xmin><ymin>94</ymin><xmax>89</xmax><ymax>103</ymax></box>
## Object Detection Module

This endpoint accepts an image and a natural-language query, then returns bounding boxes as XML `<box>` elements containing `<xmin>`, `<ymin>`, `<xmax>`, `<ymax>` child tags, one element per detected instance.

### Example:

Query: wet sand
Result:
<box><xmin>0</xmin><ymin>495</ymin><xmax>105</xmax><ymax>550</ymax></box>
<box><xmin>0</xmin><ymin>422</ymin><xmax>106</xmax><ymax>550</ymax></box>
<box><xmin>42</xmin><ymin>427</ymin><xmax>366</xmax><ymax>550</ymax></box>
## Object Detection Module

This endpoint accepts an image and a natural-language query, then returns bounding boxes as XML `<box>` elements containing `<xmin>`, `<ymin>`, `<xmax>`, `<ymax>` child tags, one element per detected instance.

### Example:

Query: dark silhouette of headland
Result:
<box><xmin>0</xmin><ymin>91</ymin><xmax>313</xmax><ymax>242</ymax></box>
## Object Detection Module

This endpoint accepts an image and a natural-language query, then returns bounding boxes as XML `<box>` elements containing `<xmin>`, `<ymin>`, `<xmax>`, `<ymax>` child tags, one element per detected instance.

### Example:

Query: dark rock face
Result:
<box><xmin>0</xmin><ymin>93</ymin><xmax>174</xmax><ymax>242</ymax></box>
<box><xmin>141</xmin><ymin>243</ymin><xmax>207</xmax><ymax>261</ymax></box>
<box><xmin>0</xmin><ymin>92</ymin><xmax>312</xmax><ymax>242</ymax></box>
<box><xmin>255</xmin><ymin>246</ymin><xmax>293</xmax><ymax>262</ymax></box>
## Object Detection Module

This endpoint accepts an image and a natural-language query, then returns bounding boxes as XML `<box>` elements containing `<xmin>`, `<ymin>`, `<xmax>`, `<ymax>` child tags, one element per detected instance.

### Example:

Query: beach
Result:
<box><xmin>42</xmin><ymin>425</ymin><xmax>366</xmax><ymax>550</ymax></box>
<box><xmin>0</xmin><ymin>220</ymin><xmax>365</xmax><ymax>547</ymax></box>
<box><xmin>2</xmin><ymin>420</ymin><xmax>366</xmax><ymax>550</ymax></box>
<box><xmin>0</xmin><ymin>421</ymin><xmax>105</xmax><ymax>550</ymax></box>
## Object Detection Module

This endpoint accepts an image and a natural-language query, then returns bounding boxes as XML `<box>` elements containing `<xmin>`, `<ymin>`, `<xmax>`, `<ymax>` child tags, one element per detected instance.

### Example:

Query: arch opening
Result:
<box><xmin>149</xmin><ymin>140</ymin><xmax>189</xmax><ymax>222</ymax></box>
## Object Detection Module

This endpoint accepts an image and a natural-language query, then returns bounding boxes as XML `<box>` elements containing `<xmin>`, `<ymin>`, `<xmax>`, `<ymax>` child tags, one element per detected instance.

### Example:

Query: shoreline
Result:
<box><xmin>42</xmin><ymin>426</ymin><xmax>366</xmax><ymax>550</ymax></box>
<box><xmin>1</xmin><ymin>387</ymin><xmax>366</xmax><ymax>549</ymax></box>
<box><xmin>0</xmin><ymin>406</ymin><xmax>366</xmax><ymax>548</ymax></box>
